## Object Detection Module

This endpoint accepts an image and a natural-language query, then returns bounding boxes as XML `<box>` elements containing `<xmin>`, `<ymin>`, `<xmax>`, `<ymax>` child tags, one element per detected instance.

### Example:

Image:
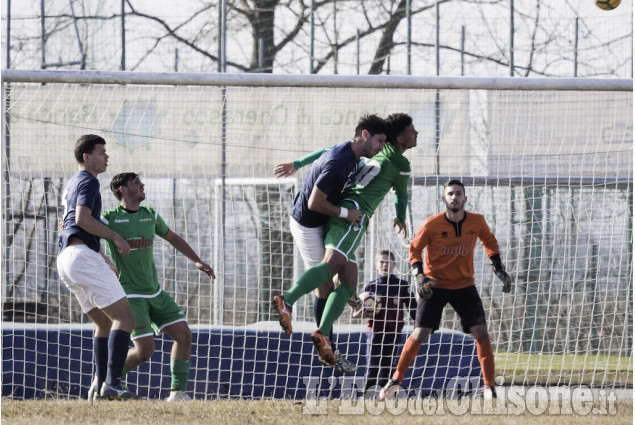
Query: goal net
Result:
<box><xmin>1</xmin><ymin>71</ymin><xmax>632</xmax><ymax>400</ymax></box>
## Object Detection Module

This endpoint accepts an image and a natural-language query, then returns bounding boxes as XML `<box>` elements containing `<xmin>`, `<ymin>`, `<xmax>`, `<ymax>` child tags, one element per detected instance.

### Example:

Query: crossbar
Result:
<box><xmin>2</xmin><ymin>69</ymin><xmax>632</xmax><ymax>91</ymax></box>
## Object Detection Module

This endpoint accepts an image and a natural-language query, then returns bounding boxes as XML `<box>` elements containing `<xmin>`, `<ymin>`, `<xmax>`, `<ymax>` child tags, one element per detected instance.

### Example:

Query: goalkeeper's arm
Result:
<box><xmin>490</xmin><ymin>254</ymin><xmax>511</xmax><ymax>293</ymax></box>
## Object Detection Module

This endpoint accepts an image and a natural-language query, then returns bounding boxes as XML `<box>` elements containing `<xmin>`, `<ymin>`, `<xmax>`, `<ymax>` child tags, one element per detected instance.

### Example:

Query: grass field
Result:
<box><xmin>1</xmin><ymin>399</ymin><xmax>632</xmax><ymax>425</ymax></box>
<box><xmin>496</xmin><ymin>352</ymin><xmax>633</xmax><ymax>386</ymax></box>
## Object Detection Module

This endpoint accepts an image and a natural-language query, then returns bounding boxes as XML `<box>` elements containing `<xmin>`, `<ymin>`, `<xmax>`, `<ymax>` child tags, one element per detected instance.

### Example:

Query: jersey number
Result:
<box><xmin>355</xmin><ymin>159</ymin><xmax>380</xmax><ymax>187</ymax></box>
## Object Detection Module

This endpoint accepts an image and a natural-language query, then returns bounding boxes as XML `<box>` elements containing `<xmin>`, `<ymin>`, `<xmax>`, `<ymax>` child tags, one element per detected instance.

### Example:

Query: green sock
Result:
<box><xmin>170</xmin><ymin>359</ymin><xmax>190</xmax><ymax>391</ymax></box>
<box><xmin>283</xmin><ymin>263</ymin><xmax>333</xmax><ymax>306</ymax></box>
<box><xmin>121</xmin><ymin>364</ymin><xmax>133</xmax><ymax>376</ymax></box>
<box><xmin>318</xmin><ymin>284</ymin><xmax>354</xmax><ymax>336</ymax></box>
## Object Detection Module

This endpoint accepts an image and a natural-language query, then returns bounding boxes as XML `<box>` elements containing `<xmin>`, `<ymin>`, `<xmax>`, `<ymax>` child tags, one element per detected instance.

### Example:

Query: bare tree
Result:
<box><xmin>4</xmin><ymin>0</ymin><xmax>632</xmax><ymax>76</ymax></box>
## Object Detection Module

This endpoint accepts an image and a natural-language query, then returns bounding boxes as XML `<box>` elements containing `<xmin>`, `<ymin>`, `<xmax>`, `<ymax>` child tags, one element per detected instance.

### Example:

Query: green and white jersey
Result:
<box><xmin>101</xmin><ymin>205</ymin><xmax>170</xmax><ymax>296</ymax></box>
<box><xmin>347</xmin><ymin>143</ymin><xmax>411</xmax><ymax>222</ymax></box>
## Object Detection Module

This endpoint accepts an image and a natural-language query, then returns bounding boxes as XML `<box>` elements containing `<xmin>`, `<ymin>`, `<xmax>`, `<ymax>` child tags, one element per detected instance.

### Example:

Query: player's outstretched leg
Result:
<box><xmin>271</xmin><ymin>295</ymin><xmax>293</xmax><ymax>335</ymax></box>
<box><xmin>311</xmin><ymin>329</ymin><xmax>336</xmax><ymax>366</ymax></box>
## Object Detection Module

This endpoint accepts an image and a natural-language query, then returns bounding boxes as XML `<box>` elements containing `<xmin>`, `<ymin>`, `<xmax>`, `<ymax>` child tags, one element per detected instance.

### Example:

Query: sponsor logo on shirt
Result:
<box><xmin>126</xmin><ymin>236</ymin><xmax>154</xmax><ymax>249</ymax></box>
<box><xmin>440</xmin><ymin>243</ymin><xmax>472</xmax><ymax>257</ymax></box>
<box><xmin>114</xmin><ymin>219</ymin><xmax>130</xmax><ymax>223</ymax></box>
<box><xmin>139</xmin><ymin>218</ymin><xmax>152</xmax><ymax>222</ymax></box>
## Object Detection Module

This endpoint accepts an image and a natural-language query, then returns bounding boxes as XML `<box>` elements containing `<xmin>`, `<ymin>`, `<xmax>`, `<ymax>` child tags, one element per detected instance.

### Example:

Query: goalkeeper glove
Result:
<box><xmin>490</xmin><ymin>254</ymin><xmax>512</xmax><ymax>293</ymax></box>
<box><xmin>347</xmin><ymin>292</ymin><xmax>363</xmax><ymax>310</ymax></box>
<box><xmin>411</xmin><ymin>262</ymin><xmax>435</xmax><ymax>301</ymax></box>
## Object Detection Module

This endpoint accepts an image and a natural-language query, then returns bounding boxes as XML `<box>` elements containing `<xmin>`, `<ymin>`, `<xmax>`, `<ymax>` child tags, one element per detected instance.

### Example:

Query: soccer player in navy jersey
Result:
<box><xmin>56</xmin><ymin>134</ymin><xmax>138</xmax><ymax>400</ymax></box>
<box><xmin>275</xmin><ymin>113</ymin><xmax>417</xmax><ymax>366</ymax></box>
<box><xmin>271</xmin><ymin>114</ymin><xmax>388</xmax><ymax>370</ymax></box>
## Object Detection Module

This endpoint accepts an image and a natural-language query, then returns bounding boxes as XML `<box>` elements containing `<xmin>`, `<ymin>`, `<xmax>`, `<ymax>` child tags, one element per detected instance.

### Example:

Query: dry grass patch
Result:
<box><xmin>1</xmin><ymin>399</ymin><xmax>632</xmax><ymax>425</ymax></box>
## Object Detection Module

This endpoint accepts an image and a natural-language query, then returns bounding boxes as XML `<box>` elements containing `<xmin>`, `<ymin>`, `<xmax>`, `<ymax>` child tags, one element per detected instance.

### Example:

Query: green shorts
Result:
<box><xmin>324</xmin><ymin>200</ymin><xmax>371</xmax><ymax>262</ymax></box>
<box><xmin>128</xmin><ymin>290</ymin><xmax>186</xmax><ymax>339</ymax></box>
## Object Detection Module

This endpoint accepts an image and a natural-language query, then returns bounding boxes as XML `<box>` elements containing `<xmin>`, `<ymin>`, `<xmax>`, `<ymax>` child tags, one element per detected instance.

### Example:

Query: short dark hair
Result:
<box><xmin>377</xmin><ymin>249</ymin><xmax>395</xmax><ymax>261</ymax></box>
<box><xmin>110</xmin><ymin>172</ymin><xmax>139</xmax><ymax>201</ymax></box>
<box><xmin>385</xmin><ymin>113</ymin><xmax>413</xmax><ymax>145</ymax></box>
<box><xmin>74</xmin><ymin>134</ymin><xmax>106</xmax><ymax>163</ymax></box>
<box><xmin>354</xmin><ymin>114</ymin><xmax>389</xmax><ymax>139</ymax></box>
<box><xmin>444</xmin><ymin>179</ymin><xmax>465</xmax><ymax>192</ymax></box>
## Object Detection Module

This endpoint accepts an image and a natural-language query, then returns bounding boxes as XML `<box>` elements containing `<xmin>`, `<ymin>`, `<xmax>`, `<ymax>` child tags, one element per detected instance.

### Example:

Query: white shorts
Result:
<box><xmin>56</xmin><ymin>244</ymin><xmax>127</xmax><ymax>313</ymax></box>
<box><xmin>289</xmin><ymin>217</ymin><xmax>325</xmax><ymax>270</ymax></box>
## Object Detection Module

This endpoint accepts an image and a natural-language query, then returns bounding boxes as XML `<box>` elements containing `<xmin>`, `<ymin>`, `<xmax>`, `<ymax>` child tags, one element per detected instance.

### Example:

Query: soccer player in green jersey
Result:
<box><xmin>100</xmin><ymin>172</ymin><xmax>215</xmax><ymax>401</ymax></box>
<box><xmin>275</xmin><ymin>113</ymin><xmax>418</xmax><ymax>366</ymax></box>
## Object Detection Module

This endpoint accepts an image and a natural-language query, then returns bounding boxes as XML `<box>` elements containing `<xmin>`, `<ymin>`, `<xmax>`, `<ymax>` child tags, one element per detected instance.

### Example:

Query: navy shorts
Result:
<box><xmin>415</xmin><ymin>286</ymin><xmax>486</xmax><ymax>334</ymax></box>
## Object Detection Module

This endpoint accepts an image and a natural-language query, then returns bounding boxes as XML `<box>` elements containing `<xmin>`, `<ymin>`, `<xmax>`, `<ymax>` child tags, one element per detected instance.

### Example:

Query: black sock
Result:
<box><xmin>106</xmin><ymin>329</ymin><xmax>131</xmax><ymax>386</ymax></box>
<box><xmin>93</xmin><ymin>336</ymin><xmax>108</xmax><ymax>387</ymax></box>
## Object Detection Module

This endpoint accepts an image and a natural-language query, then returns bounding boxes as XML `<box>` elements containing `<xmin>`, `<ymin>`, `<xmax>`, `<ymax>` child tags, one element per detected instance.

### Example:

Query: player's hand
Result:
<box><xmin>494</xmin><ymin>268</ymin><xmax>512</xmax><ymax>293</ymax></box>
<box><xmin>393</xmin><ymin>219</ymin><xmax>407</xmax><ymax>238</ymax></box>
<box><xmin>415</xmin><ymin>274</ymin><xmax>435</xmax><ymax>301</ymax></box>
<box><xmin>196</xmin><ymin>262</ymin><xmax>216</xmax><ymax>279</ymax></box>
<box><xmin>58</xmin><ymin>220</ymin><xmax>64</xmax><ymax>231</ymax></box>
<box><xmin>491</xmin><ymin>255</ymin><xmax>511</xmax><ymax>293</ymax></box>
<box><xmin>273</xmin><ymin>162</ymin><xmax>297</xmax><ymax>178</ymax></box>
<box><xmin>410</xmin><ymin>262</ymin><xmax>424</xmax><ymax>278</ymax></box>
<box><xmin>351</xmin><ymin>305</ymin><xmax>375</xmax><ymax>319</ymax></box>
<box><xmin>347</xmin><ymin>292</ymin><xmax>363</xmax><ymax>310</ymax></box>
<box><xmin>113</xmin><ymin>234</ymin><xmax>130</xmax><ymax>255</ymax></box>
<box><xmin>351</xmin><ymin>307</ymin><xmax>372</xmax><ymax>319</ymax></box>
<box><xmin>345</xmin><ymin>208</ymin><xmax>363</xmax><ymax>226</ymax></box>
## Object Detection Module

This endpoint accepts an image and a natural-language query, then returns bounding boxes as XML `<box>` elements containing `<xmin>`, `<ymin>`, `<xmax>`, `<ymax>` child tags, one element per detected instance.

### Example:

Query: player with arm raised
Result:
<box><xmin>99</xmin><ymin>173</ymin><xmax>215</xmax><ymax>401</ymax></box>
<box><xmin>274</xmin><ymin>146</ymin><xmax>361</xmax><ymax>373</ymax></box>
<box><xmin>271</xmin><ymin>114</ymin><xmax>388</xmax><ymax>371</ymax></box>
<box><xmin>274</xmin><ymin>113</ymin><xmax>418</xmax><ymax>366</ymax></box>
<box><xmin>379</xmin><ymin>179</ymin><xmax>512</xmax><ymax>401</ymax></box>
<box><xmin>56</xmin><ymin>134</ymin><xmax>138</xmax><ymax>400</ymax></box>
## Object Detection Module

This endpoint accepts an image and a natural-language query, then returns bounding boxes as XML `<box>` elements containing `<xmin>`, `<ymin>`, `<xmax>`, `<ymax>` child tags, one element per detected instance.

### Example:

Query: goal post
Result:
<box><xmin>1</xmin><ymin>70</ymin><xmax>632</xmax><ymax>399</ymax></box>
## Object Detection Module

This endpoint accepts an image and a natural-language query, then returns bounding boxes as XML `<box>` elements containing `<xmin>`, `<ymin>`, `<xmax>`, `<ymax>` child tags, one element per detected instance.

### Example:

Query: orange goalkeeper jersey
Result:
<box><xmin>409</xmin><ymin>211</ymin><xmax>500</xmax><ymax>290</ymax></box>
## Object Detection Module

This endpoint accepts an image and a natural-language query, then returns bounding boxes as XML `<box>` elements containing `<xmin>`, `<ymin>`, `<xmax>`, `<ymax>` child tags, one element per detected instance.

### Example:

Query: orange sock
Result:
<box><xmin>392</xmin><ymin>335</ymin><xmax>422</xmax><ymax>382</ymax></box>
<box><xmin>476</xmin><ymin>337</ymin><xmax>495</xmax><ymax>387</ymax></box>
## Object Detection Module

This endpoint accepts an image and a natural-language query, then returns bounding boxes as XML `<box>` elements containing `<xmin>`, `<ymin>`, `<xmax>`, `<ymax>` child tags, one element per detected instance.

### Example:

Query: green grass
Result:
<box><xmin>495</xmin><ymin>351</ymin><xmax>633</xmax><ymax>386</ymax></box>
<box><xmin>496</xmin><ymin>352</ymin><xmax>632</xmax><ymax>372</ymax></box>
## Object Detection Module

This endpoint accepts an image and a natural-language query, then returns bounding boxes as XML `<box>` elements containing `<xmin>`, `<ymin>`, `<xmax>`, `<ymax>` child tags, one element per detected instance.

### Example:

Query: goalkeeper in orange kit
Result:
<box><xmin>379</xmin><ymin>179</ymin><xmax>512</xmax><ymax>401</ymax></box>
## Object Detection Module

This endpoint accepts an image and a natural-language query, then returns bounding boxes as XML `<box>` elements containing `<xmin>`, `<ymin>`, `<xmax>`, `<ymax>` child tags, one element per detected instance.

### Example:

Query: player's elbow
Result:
<box><xmin>307</xmin><ymin>197</ymin><xmax>320</xmax><ymax>212</ymax></box>
<box><xmin>75</xmin><ymin>214</ymin><xmax>89</xmax><ymax>228</ymax></box>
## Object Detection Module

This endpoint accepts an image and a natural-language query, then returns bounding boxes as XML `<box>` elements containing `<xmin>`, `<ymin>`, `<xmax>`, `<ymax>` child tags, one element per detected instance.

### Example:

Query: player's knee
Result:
<box><xmin>174</xmin><ymin>327</ymin><xmax>192</xmax><ymax>347</ymax></box>
<box><xmin>471</xmin><ymin>324</ymin><xmax>489</xmax><ymax>341</ymax></box>
<box><xmin>138</xmin><ymin>350</ymin><xmax>154</xmax><ymax>363</ymax></box>
<box><xmin>315</xmin><ymin>280</ymin><xmax>334</xmax><ymax>298</ymax></box>
<box><xmin>120</xmin><ymin>310</ymin><xmax>136</xmax><ymax>330</ymax></box>
<box><xmin>412</xmin><ymin>327</ymin><xmax>431</xmax><ymax>343</ymax></box>
<box><xmin>135</xmin><ymin>339</ymin><xmax>155</xmax><ymax>360</ymax></box>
